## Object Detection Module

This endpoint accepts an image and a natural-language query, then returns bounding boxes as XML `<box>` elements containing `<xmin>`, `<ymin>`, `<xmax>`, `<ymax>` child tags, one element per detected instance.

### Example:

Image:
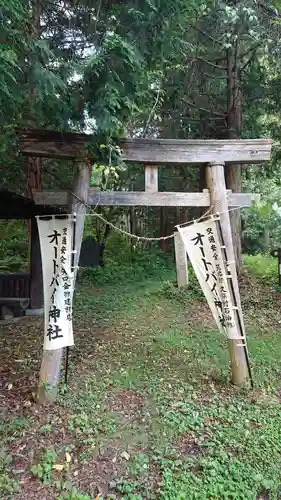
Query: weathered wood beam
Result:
<box><xmin>32</xmin><ymin>190</ymin><xmax>260</xmax><ymax>207</ymax></box>
<box><xmin>18</xmin><ymin>129</ymin><xmax>272</xmax><ymax>164</ymax></box>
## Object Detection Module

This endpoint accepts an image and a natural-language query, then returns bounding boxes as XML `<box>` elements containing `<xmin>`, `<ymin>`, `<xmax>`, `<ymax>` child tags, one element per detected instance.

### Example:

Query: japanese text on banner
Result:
<box><xmin>37</xmin><ymin>216</ymin><xmax>75</xmax><ymax>350</ymax></box>
<box><xmin>178</xmin><ymin>219</ymin><xmax>244</xmax><ymax>340</ymax></box>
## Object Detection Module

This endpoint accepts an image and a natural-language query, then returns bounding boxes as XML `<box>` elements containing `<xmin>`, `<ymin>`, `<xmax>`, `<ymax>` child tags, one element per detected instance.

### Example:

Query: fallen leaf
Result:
<box><xmin>53</xmin><ymin>464</ymin><xmax>64</xmax><ymax>472</ymax></box>
<box><xmin>12</xmin><ymin>469</ymin><xmax>25</xmax><ymax>474</ymax></box>
<box><xmin>120</xmin><ymin>451</ymin><xmax>130</xmax><ymax>461</ymax></box>
<box><xmin>16</xmin><ymin>445</ymin><xmax>26</xmax><ymax>452</ymax></box>
<box><xmin>65</xmin><ymin>452</ymin><xmax>71</xmax><ymax>463</ymax></box>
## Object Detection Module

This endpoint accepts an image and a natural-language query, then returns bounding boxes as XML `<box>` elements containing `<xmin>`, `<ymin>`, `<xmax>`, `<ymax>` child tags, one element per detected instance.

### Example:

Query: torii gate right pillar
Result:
<box><xmin>206</xmin><ymin>162</ymin><xmax>249</xmax><ymax>386</ymax></box>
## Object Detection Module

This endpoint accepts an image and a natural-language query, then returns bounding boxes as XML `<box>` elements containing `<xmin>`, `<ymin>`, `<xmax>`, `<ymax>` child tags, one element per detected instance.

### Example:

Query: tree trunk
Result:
<box><xmin>27</xmin><ymin>1</ymin><xmax>42</xmax><ymax>187</ymax></box>
<box><xmin>175</xmin><ymin>206</ymin><xmax>181</xmax><ymax>226</ymax></box>
<box><xmin>226</xmin><ymin>46</ymin><xmax>243</xmax><ymax>274</ymax></box>
<box><xmin>29</xmin><ymin>217</ymin><xmax>43</xmax><ymax>310</ymax></box>
<box><xmin>27</xmin><ymin>157</ymin><xmax>42</xmax><ymax>260</ymax></box>
<box><xmin>26</xmin><ymin>1</ymin><xmax>42</xmax><ymax>244</ymax></box>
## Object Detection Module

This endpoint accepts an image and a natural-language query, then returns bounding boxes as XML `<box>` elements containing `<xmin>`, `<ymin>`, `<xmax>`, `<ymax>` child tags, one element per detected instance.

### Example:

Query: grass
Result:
<box><xmin>1</xmin><ymin>242</ymin><xmax>281</xmax><ymax>499</ymax></box>
<box><xmin>243</xmin><ymin>253</ymin><xmax>277</xmax><ymax>285</ymax></box>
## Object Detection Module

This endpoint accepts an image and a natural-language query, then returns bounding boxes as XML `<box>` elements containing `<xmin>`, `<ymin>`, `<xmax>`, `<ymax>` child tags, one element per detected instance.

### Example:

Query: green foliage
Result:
<box><xmin>67</xmin><ymin>409</ymin><xmax>116</xmax><ymax>439</ymax></box>
<box><xmin>86</xmin><ymin>136</ymin><xmax>129</xmax><ymax>235</ymax></box>
<box><xmin>0</xmin><ymin>448</ymin><xmax>19</xmax><ymax>499</ymax></box>
<box><xmin>155</xmin><ymin>391</ymin><xmax>281</xmax><ymax>498</ymax></box>
<box><xmin>158</xmin><ymin>269</ymin><xmax>204</xmax><ymax>303</ymax></box>
<box><xmin>4</xmin><ymin>417</ymin><xmax>29</xmax><ymax>434</ymax></box>
<box><xmin>128</xmin><ymin>453</ymin><xmax>150</xmax><ymax>476</ymax></box>
<box><xmin>0</xmin><ymin>0</ymin><xmax>28</xmax><ymax>112</ymax></box>
<box><xmin>83</xmin><ymin>32</ymin><xmax>144</xmax><ymax>135</ymax></box>
<box><xmin>242</xmin><ymin>178</ymin><xmax>281</xmax><ymax>254</ymax></box>
<box><xmin>0</xmin><ymin>221</ymin><xmax>27</xmax><ymax>272</ymax></box>
<box><xmin>88</xmin><ymin>138</ymin><xmax>127</xmax><ymax>190</ymax></box>
<box><xmin>58</xmin><ymin>489</ymin><xmax>91</xmax><ymax>500</ymax></box>
<box><xmin>0</xmin><ymin>473</ymin><xmax>19</xmax><ymax>499</ymax></box>
<box><xmin>58</xmin><ymin>378</ymin><xmax>117</xmax><ymax>455</ymax></box>
<box><xmin>31</xmin><ymin>450</ymin><xmax>57</xmax><ymax>485</ymax></box>
<box><xmin>0</xmin><ymin>255</ymin><xmax>26</xmax><ymax>273</ymax></box>
<box><xmin>78</xmin><ymin>233</ymin><xmax>175</xmax><ymax>287</ymax></box>
<box><xmin>115</xmin><ymin>478</ymin><xmax>143</xmax><ymax>498</ymax></box>
<box><xmin>243</xmin><ymin>254</ymin><xmax>277</xmax><ymax>285</ymax></box>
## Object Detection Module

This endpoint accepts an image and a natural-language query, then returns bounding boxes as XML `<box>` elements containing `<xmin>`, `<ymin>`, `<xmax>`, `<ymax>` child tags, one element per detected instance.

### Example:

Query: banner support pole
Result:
<box><xmin>206</xmin><ymin>162</ymin><xmax>249</xmax><ymax>386</ymax></box>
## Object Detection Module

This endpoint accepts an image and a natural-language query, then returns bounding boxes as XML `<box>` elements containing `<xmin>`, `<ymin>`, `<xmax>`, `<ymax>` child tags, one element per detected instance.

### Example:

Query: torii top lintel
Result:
<box><xmin>18</xmin><ymin>129</ymin><xmax>272</xmax><ymax>165</ymax></box>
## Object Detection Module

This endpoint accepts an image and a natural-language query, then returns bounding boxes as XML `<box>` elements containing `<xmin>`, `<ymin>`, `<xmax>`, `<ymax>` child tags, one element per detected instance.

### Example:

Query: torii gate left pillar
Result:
<box><xmin>37</xmin><ymin>161</ymin><xmax>92</xmax><ymax>404</ymax></box>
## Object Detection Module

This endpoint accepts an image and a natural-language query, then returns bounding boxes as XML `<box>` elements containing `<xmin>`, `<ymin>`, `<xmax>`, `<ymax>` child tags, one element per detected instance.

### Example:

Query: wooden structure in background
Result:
<box><xmin>18</xmin><ymin>129</ymin><xmax>272</xmax><ymax>401</ymax></box>
<box><xmin>0</xmin><ymin>190</ymin><xmax>62</xmax><ymax>318</ymax></box>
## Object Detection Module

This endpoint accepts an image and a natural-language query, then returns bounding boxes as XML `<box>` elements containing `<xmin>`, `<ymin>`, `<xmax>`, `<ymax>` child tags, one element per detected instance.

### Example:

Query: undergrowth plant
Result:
<box><xmin>0</xmin><ymin>220</ymin><xmax>27</xmax><ymax>272</ymax></box>
<box><xmin>0</xmin><ymin>448</ymin><xmax>19</xmax><ymax>499</ymax></box>
<box><xmin>31</xmin><ymin>450</ymin><xmax>57</xmax><ymax>485</ymax></box>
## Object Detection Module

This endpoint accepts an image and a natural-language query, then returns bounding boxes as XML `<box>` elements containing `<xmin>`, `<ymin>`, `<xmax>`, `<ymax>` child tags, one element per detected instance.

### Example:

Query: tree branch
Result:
<box><xmin>240</xmin><ymin>46</ymin><xmax>260</xmax><ymax>71</ymax></box>
<box><xmin>184</xmin><ymin>98</ymin><xmax>227</xmax><ymax>117</ymax></box>
<box><xmin>94</xmin><ymin>0</ymin><xmax>103</xmax><ymax>35</ymax></box>
<box><xmin>258</xmin><ymin>2</ymin><xmax>279</xmax><ymax>18</ymax></box>
<box><xmin>182</xmin><ymin>116</ymin><xmax>227</xmax><ymax>122</ymax></box>
<box><xmin>240</xmin><ymin>57</ymin><xmax>253</xmax><ymax>72</ymax></box>
<box><xmin>187</xmin><ymin>56</ymin><xmax>227</xmax><ymax>71</ymax></box>
<box><xmin>201</xmin><ymin>71</ymin><xmax>227</xmax><ymax>80</ymax></box>
<box><xmin>239</xmin><ymin>43</ymin><xmax>261</xmax><ymax>60</ymax></box>
<box><xmin>191</xmin><ymin>24</ymin><xmax>224</xmax><ymax>46</ymax></box>
<box><xmin>142</xmin><ymin>87</ymin><xmax>162</xmax><ymax>137</ymax></box>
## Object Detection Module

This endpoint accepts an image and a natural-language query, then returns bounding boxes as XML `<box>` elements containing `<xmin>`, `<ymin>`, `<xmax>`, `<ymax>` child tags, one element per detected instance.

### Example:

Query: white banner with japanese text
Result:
<box><xmin>37</xmin><ymin>215</ymin><xmax>75</xmax><ymax>350</ymax></box>
<box><xmin>178</xmin><ymin>219</ymin><xmax>244</xmax><ymax>340</ymax></box>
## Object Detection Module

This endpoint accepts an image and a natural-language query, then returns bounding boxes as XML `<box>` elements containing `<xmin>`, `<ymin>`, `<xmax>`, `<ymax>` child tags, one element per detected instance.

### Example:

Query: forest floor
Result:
<box><xmin>1</xmin><ymin>250</ymin><xmax>281</xmax><ymax>500</ymax></box>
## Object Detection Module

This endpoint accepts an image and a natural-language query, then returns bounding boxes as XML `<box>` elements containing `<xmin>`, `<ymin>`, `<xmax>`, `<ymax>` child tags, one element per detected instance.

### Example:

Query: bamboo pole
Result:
<box><xmin>206</xmin><ymin>162</ymin><xmax>249</xmax><ymax>386</ymax></box>
<box><xmin>37</xmin><ymin>161</ymin><xmax>91</xmax><ymax>404</ymax></box>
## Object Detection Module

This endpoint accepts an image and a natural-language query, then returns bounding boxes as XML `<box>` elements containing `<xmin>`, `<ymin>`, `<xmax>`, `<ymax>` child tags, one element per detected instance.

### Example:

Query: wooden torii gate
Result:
<box><xmin>18</xmin><ymin>129</ymin><xmax>272</xmax><ymax>403</ymax></box>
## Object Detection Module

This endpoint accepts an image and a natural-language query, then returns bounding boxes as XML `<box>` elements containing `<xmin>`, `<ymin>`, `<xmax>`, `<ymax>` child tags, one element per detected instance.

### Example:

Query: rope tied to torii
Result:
<box><xmin>67</xmin><ymin>187</ymin><xmax>250</xmax><ymax>242</ymax></box>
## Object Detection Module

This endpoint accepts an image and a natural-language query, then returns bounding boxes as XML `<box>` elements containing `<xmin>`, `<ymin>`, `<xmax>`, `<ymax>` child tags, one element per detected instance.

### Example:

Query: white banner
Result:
<box><xmin>178</xmin><ymin>219</ymin><xmax>244</xmax><ymax>340</ymax></box>
<box><xmin>37</xmin><ymin>215</ymin><xmax>75</xmax><ymax>350</ymax></box>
